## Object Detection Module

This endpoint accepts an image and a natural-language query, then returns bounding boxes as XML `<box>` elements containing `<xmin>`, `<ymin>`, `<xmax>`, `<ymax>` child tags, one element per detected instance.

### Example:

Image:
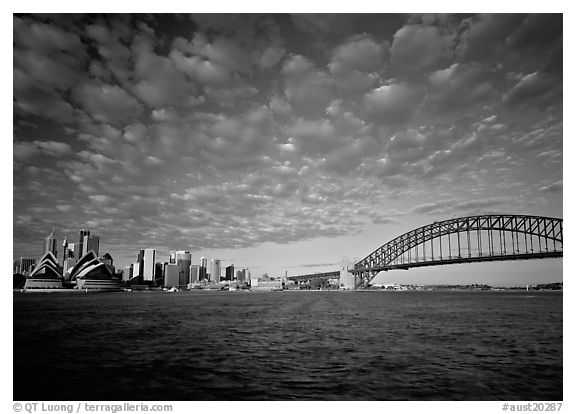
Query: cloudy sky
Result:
<box><xmin>13</xmin><ymin>13</ymin><xmax>563</xmax><ymax>284</ymax></box>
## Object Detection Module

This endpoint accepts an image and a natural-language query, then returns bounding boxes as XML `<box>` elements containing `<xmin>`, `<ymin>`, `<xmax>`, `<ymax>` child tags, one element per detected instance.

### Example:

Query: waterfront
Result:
<box><xmin>13</xmin><ymin>290</ymin><xmax>562</xmax><ymax>401</ymax></box>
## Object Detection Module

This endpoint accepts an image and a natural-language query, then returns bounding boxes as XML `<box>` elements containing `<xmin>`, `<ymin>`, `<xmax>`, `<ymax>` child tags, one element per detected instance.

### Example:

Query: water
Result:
<box><xmin>13</xmin><ymin>290</ymin><xmax>562</xmax><ymax>401</ymax></box>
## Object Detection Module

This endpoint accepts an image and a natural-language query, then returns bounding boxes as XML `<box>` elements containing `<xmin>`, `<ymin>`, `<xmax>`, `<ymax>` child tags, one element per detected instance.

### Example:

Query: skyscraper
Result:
<box><xmin>210</xmin><ymin>259</ymin><xmax>221</xmax><ymax>283</ymax></box>
<box><xmin>142</xmin><ymin>249</ymin><xmax>156</xmax><ymax>281</ymax></box>
<box><xmin>175</xmin><ymin>251</ymin><xmax>191</xmax><ymax>286</ymax></box>
<box><xmin>136</xmin><ymin>250</ymin><xmax>144</xmax><ymax>278</ymax></box>
<box><xmin>225</xmin><ymin>264</ymin><xmax>235</xmax><ymax>281</ymax></box>
<box><xmin>164</xmin><ymin>263</ymin><xmax>179</xmax><ymax>288</ymax></box>
<box><xmin>199</xmin><ymin>257</ymin><xmax>207</xmax><ymax>281</ymax></box>
<box><xmin>44</xmin><ymin>229</ymin><xmax>57</xmax><ymax>258</ymax></box>
<box><xmin>189</xmin><ymin>265</ymin><xmax>199</xmax><ymax>283</ymax></box>
<box><xmin>76</xmin><ymin>229</ymin><xmax>90</xmax><ymax>258</ymax></box>
<box><xmin>82</xmin><ymin>234</ymin><xmax>100</xmax><ymax>257</ymax></box>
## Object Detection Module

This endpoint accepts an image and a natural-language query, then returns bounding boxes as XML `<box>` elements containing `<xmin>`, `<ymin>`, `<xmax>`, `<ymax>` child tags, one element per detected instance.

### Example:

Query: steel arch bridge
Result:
<box><xmin>351</xmin><ymin>214</ymin><xmax>562</xmax><ymax>289</ymax></box>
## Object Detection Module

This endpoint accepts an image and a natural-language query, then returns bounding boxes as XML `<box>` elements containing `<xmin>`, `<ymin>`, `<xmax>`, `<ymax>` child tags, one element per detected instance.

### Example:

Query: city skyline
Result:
<box><xmin>13</xmin><ymin>14</ymin><xmax>562</xmax><ymax>285</ymax></box>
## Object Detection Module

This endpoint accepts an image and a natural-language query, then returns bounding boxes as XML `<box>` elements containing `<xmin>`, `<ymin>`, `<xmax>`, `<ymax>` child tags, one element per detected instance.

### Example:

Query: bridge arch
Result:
<box><xmin>352</xmin><ymin>214</ymin><xmax>562</xmax><ymax>287</ymax></box>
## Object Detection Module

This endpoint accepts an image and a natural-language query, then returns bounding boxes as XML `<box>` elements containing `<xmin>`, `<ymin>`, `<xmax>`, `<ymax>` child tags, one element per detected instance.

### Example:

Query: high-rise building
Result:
<box><xmin>199</xmin><ymin>257</ymin><xmax>208</xmax><ymax>281</ymax></box>
<box><xmin>44</xmin><ymin>229</ymin><xmax>57</xmax><ymax>258</ymax></box>
<box><xmin>82</xmin><ymin>234</ymin><xmax>100</xmax><ymax>257</ymax></box>
<box><xmin>210</xmin><ymin>259</ymin><xmax>221</xmax><ymax>283</ymax></box>
<box><xmin>122</xmin><ymin>265</ymin><xmax>133</xmax><ymax>281</ymax></box>
<box><xmin>76</xmin><ymin>229</ymin><xmax>90</xmax><ymax>259</ymax></box>
<box><xmin>169</xmin><ymin>251</ymin><xmax>176</xmax><ymax>264</ymax></box>
<box><xmin>133</xmin><ymin>262</ymin><xmax>140</xmax><ymax>279</ymax></box>
<box><xmin>142</xmin><ymin>249</ymin><xmax>156</xmax><ymax>281</ymax></box>
<box><xmin>136</xmin><ymin>250</ymin><xmax>144</xmax><ymax>277</ymax></box>
<box><xmin>175</xmin><ymin>251</ymin><xmax>191</xmax><ymax>286</ymax></box>
<box><xmin>189</xmin><ymin>265</ymin><xmax>199</xmax><ymax>283</ymax></box>
<box><xmin>19</xmin><ymin>257</ymin><xmax>36</xmax><ymax>275</ymax></box>
<box><xmin>164</xmin><ymin>263</ymin><xmax>179</xmax><ymax>288</ymax></box>
<box><xmin>155</xmin><ymin>262</ymin><xmax>164</xmax><ymax>284</ymax></box>
<box><xmin>236</xmin><ymin>269</ymin><xmax>243</xmax><ymax>282</ymax></box>
<box><xmin>225</xmin><ymin>264</ymin><xmax>235</xmax><ymax>281</ymax></box>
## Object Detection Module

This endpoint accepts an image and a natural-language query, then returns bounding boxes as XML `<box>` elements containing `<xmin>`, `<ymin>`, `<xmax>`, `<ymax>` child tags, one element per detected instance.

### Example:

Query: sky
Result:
<box><xmin>12</xmin><ymin>13</ymin><xmax>563</xmax><ymax>285</ymax></box>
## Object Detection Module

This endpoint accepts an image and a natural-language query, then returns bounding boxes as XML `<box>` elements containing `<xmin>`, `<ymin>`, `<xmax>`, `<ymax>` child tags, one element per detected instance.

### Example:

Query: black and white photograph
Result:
<box><xmin>11</xmin><ymin>9</ymin><xmax>564</xmax><ymax>406</ymax></box>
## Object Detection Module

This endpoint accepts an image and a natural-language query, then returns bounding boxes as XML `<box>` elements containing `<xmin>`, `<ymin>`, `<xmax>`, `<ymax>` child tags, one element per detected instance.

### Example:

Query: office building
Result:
<box><xmin>135</xmin><ymin>250</ymin><xmax>144</xmax><ymax>277</ymax></box>
<box><xmin>225</xmin><ymin>264</ymin><xmax>235</xmax><ymax>281</ymax></box>
<box><xmin>44</xmin><ymin>229</ymin><xmax>58</xmax><ymax>258</ymax></box>
<box><xmin>199</xmin><ymin>257</ymin><xmax>208</xmax><ymax>281</ymax></box>
<box><xmin>169</xmin><ymin>251</ymin><xmax>176</xmax><ymax>264</ymax></box>
<box><xmin>76</xmin><ymin>229</ymin><xmax>90</xmax><ymax>259</ymax></box>
<box><xmin>133</xmin><ymin>261</ymin><xmax>140</xmax><ymax>278</ymax></box>
<box><xmin>122</xmin><ymin>265</ymin><xmax>133</xmax><ymax>281</ymax></box>
<box><xmin>164</xmin><ymin>263</ymin><xmax>179</xmax><ymax>288</ymax></box>
<box><xmin>155</xmin><ymin>262</ymin><xmax>164</xmax><ymax>283</ymax></box>
<box><xmin>210</xmin><ymin>259</ymin><xmax>221</xmax><ymax>283</ymax></box>
<box><xmin>82</xmin><ymin>234</ymin><xmax>100</xmax><ymax>257</ymax></box>
<box><xmin>18</xmin><ymin>257</ymin><xmax>36</xmax><ymax>275</ymax></box>
<box><xmin>189</xmin><ymin>265</ymin><xmax>199</xmax><ymax>283</ymax></box>
<box><xmin>175</xmin><ymin>251</ymin><xmax>191</xmax><ymax>286</ymax></box>
<box><xmin>142</xmin><ymin>249</ymin><xmax>156</xmax><ymax>281</ymax></box>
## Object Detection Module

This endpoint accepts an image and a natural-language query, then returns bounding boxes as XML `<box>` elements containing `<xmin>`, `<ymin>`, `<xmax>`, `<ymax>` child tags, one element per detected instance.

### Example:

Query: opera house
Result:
<box><xmin>23</xmin><ymin>250</ymin><xmax>121</xmax><ymax>291</ymax></box>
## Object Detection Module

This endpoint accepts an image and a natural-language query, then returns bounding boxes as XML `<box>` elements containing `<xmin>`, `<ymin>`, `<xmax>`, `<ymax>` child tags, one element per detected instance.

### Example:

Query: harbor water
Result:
<box><xmin>13</xmin><ymin>290</ymin><xmax>562</xmax><ymax>400</ymax></box>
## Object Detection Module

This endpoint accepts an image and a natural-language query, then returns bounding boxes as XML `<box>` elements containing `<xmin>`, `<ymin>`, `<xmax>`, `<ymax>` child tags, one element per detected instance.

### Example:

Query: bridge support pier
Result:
<box><xmin>354</xmin><ymin>271</ymin><xmax>378</xmax><ymax>289</ymax></box>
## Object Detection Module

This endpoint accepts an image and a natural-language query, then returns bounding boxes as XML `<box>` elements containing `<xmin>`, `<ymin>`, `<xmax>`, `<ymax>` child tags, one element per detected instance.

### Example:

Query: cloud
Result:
<box><xmin>14</xmin><ymin>17</ymin><xmax>84</xmax><ymax>56</ymax></box>
<box><xmin>426</xmin><ymin>63</ymin><xmax>495</xmax><ymax>116</ymax></box>
<box><xmin>132</xmin><ymin>37</ymin><xmax>198</xmax><ymax>108</ymax></box>
<box><xmin>85</xmin><ymin>23</ymin><xmax>132</xmax><ymax>84</ymax></box>
<box><xmin>364</xmin><ymin>82</ymin><xmax>424</xmax><ymax>123</ymax></box>
<box><xmin>72</xmin><ymin>80</ymin><xmax>143</xmax><ymax>124</ymax></box>
<box><xmin>14</xmin><ymin>140</ymin><xmax>72</xmax><ymax>160</ymax></box>
<box><xmin>330</xmin><ymin>34</ymin><xmax>387</xmax><ymax>72</ymax></box>
<box><xmin>281</xmin><ymin>55</ymin><xmax>333</xmax><ymax>115</ymax></box>
<box><xmin>410</xmin><ymin>197</ymin><xmax>512</xmax><ymax>215</ymax></box>
<box><xmin>539</xmin><ymin>180</ymin><xmax>562</xmax><ymax>194</ymax></box>
<box><xmin>503</xmin><ymin>71</ymin><xmax>559</xmax><ymax>108</ymax></box>
<box><xmin>391</xmin><ymin>24</ymin><xmax>453</xmax><ymax>73</ymax></box>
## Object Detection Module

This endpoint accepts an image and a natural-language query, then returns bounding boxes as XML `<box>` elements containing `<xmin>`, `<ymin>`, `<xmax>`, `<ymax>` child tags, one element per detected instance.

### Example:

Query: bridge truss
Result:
<box><xmin>352</xmin><ymin>214</ymin><xmax>562</xmax><ymax>288</ymax></box>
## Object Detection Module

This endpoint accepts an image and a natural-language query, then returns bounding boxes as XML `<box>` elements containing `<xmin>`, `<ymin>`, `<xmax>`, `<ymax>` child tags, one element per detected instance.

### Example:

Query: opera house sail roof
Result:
<box><xmin>29</xmin><ymin>251</ymin><xmax>61</xmax><ymax>279</ymax></box>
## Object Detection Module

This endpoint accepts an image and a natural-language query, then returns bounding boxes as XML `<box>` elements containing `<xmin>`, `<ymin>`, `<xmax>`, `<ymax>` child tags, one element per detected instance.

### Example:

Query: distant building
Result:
<box><xmin>155</xmin><ymin>262</ymin><xmax>164</xmax><ymax>283</ymax></box>
<box><xmin>164</xmin><ymin>263</ymin><xmax>179</xmax><ymax>288</ymax></box>
<box><xmin>82</xmin><ymin>234</ymin><xmax>100</xmax><ymax>257</ymax></box>
<box><xmin>44</xmin><ymin>229</ymin><xmax>58</xmax><ymax>258</ymax></box>
<box><xmin>67</xmin><ymin>243</ymin><xmax>75</xmax><ymax>258</ymax></box>
<box><xmin>189</xmin><ymin>264</ymin><xmax>199</xmax><ymax>283</ymax></box>
<box><xmin>76</xmin><ymin>229</ymin><xmax>90</xmax><ymax>259</ymax></box>
<box><xmin>142</xmin><ymin>249</ymin><xmax>156</xmax><ymax>281</ymax></box>
<box><xmin>133</xmin><ymin>250</ymin><xmax>145</xmax><ymax>278</ymax></box>
<box><xmin>225</xmin><ymin>264</ymin><xmax>235</xmax><ymax>281</ymax></box>
<box><xmin>18</xmin><ymin>257</ymin><xmax>36</xmax><ymax>275</ymax></box>
<box><xmin>133</xmin><ymin>261</ymin><xmax>140</xmax><ymax>278</ymax></box>
<box><xmin>98</xmin><ymin>253</ymin><xmax>114</xmax><ymax>275</ymax></box>
<box><xmin>252</xmin><ymin>280</ymin><xmax>283</xmax><ymax>291</ymax></box>
<box><xmin>210</xmin><ymin>259</ymin><xmax>221</xmax><ymax>283</ymax></box>
<box><xmin>122</xmin><ymin>265</ymin><xmax>133</xmax><ymax>281</ymax></box>
<box><xmin>176</xmin><ymin>251</ymin><xmax>191</xmax><ymax>286</ymax></box>
<box><xmin>169</xmin><ymin>251</ymin><xmax>176</xmax><ymax>264</ymax></box>
<box><xmin>199</xmin><ymin>257</ymin><xmax>208</xmax><ymax>281</ymax></box>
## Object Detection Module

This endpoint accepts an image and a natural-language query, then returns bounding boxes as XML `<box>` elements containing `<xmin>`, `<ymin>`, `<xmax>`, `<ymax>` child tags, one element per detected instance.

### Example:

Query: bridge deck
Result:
<box><xmin>353</xmin><ymin>251</ymin><xmax>562</xmax><ymax>273</ymax></box>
